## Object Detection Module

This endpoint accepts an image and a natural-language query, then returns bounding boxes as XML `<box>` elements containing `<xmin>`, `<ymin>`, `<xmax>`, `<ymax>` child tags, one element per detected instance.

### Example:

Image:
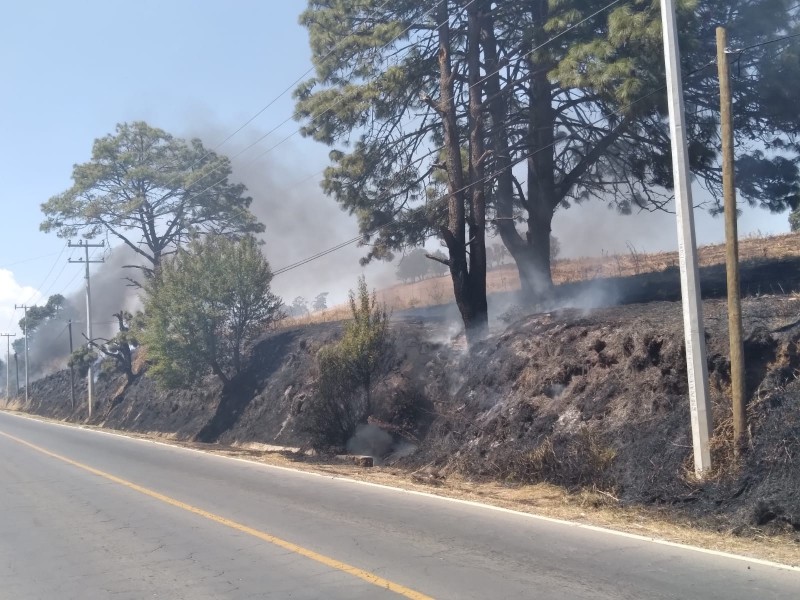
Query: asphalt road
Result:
<box><xmin>0</xmin><ymin>411</ymin><xmax>797</xmax><ymax>599</ymax></box>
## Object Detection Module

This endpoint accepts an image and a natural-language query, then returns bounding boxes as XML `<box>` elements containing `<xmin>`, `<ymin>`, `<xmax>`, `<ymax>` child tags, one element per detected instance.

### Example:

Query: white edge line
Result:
<box><xmin>2</xmin><ymin>409</ymin><xmax>799</xmax><ymax>574</ymax></box>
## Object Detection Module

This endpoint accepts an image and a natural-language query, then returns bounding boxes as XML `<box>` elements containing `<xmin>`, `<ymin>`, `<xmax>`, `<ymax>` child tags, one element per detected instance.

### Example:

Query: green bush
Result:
<box><xmin>303</xmin><ymin>277</ymin><xmax>390</xmax><ymax>450</ymax></box>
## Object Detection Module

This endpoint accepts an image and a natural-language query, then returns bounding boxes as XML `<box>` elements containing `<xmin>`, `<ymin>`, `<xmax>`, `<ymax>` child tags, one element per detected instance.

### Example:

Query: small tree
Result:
<box><xmin>304</xmin><ymin>276</ymin><xmax>390</xmax><ymax>450</ymax></box>
<box><xmin>341</xmin><ymin>276</ymin><xmax>390</xmax><ymax>409</ymax></box>
<box><xmin>87</xmin><ymin>311</ymin><xmax>142</xmax><ymax>385</ymax></box>
<box><xmin>143</xmin><ymin>235</ymin><xmax>283</xmax><ymax>388</ymax></box>
<box><xmin>68</xmin><ymin>346</ymin><xmax>98</xmax><ymax>379</ymax></box>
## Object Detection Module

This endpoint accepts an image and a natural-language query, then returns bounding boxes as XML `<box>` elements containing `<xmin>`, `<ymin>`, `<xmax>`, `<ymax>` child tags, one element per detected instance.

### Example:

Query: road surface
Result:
<box><xmin>0</xmin><ymin>410</ymin><xmax>797</xmax><ymax>599</ymax></box>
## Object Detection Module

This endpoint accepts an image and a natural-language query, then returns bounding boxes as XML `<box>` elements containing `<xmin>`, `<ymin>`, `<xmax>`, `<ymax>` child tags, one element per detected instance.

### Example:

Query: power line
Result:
<box><xmin>729</xmin><ymin>31</ymin><xmax>800</xmax><ymax>54</ymax></box>
<box><xmin>169</xmin><ymin>0</ymin><xmax>630</xmax><ymax>245</ymax></box>
<box><xmin>172</xmin><ymin>1</ymin><xmax>476</xmax><ymax>214</ymax></box>
<box><xmin>0</xmin><ymin>251</ymin><xmax>64</xmax><ymax>270</ymax></box>
<box><xmin>271</xmin><ymin>59</ymin><xmax>718</xmax><ymax>278</ymax></box>
<box><xmin>112</xmin><ymin>0</ymin><xmax>401</xmax><ymax>206</ymax></box>
<box><xmin>22</xmin><ymin>243</ymin><xmax>68</xmax><ymax>305</ymax></box>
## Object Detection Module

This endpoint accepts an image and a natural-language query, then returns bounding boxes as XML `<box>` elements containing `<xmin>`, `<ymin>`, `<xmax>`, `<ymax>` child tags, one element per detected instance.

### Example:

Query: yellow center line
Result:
<box><xmin>0</xmin><ymin>430</ymin><xmax>434</xmax><ymax>600</ymax></box>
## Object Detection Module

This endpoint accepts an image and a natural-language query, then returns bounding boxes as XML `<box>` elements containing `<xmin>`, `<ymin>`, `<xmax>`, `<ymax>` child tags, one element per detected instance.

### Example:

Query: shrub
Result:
<box><xmin>303</xmin><ymin>277</ymin><xmax>391</xmax><ymax>450</ymax></box>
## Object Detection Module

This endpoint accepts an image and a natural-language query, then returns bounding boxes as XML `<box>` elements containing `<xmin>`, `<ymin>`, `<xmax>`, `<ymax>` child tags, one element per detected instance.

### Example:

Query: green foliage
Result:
<box><xmin>296</xmin><ymin>0</ymin><xmax>800</xmax><ymax>296</ymax></box>
<box><xmin>40</xmin><ymin>122</ymin><xmax>264</xmax><ymax>283</ymax></box>
<box><xmin>341</xmin><ymin>276</ymin><xmax>391</xmax><ymax>396</ymax></box>
<box><xmin>17</xmin><ymin>294</ymin><xmax>65</xmax><ymax>334</ymax></box>
<box><xmin>304</xmin><ymin>277</ymin><xmax>391</xmax><ymax>450</ymax></box>
<box><xmin>142</xmin><ymin>235</ymin><xmax>283</xmax><ymax>388</ymax></box>
<box><xmin>13</xmin><ymin>294</ymin><xmax>69</xmax><ymax>356</ymax></box>
<box><xmin>790</xmin><ymin>208</ymin><xmax>800</xmax><ymax>232</ymax></box>
<box><xmin>90</xmin><ymin>311</ymin><xmax>143</xmax><ymax>382</ymax></box>
<box><xmin>68</xmin><ymin>346</ymin><xmax>98</xmax><ymax>379</ymax></box>
<box><xmin>396</xmin><ymin>248</ymin><xmax>433</xmax><ymax>283</ymax></box>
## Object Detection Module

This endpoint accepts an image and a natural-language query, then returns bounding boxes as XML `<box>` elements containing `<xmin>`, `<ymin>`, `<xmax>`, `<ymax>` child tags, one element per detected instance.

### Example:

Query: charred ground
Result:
<box><xmin>5</xmin><ymin>255</ymin><xmax>800</xmax><ymax>539</ymax></box>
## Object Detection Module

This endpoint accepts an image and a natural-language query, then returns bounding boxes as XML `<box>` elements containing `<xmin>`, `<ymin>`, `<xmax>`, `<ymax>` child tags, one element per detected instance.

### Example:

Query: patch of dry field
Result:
<box><xmin>282</xmin><ymin>232</ymin><xmax>800</xmax><ymax>324</ymax></box>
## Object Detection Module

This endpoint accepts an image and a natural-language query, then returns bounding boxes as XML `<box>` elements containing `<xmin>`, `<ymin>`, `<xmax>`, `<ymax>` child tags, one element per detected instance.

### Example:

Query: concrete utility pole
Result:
<box><xmin>659</xmin><ymin>0</ymin><xmax>713</xmax><ymax>475</ymax></box>
<box><xmin>717</xmin><ymin>26</ymin><xmax>747</xmax><ymax>456</ymax></box>
<box><xmin>1</xmin><ymin>334</ymin><xmax>14</xmax><ymax>401</ymax></box>
<box><xmin>14</xmin><ymin>304</ymin><xmax>29</xmax><ymax>403</ymax></box>
<box><xmin>68</xmin><ymin>240</ymin><xmax>105</xmax><ymax>417</ymax></box>
<box><xmin>13</xmin><ymin>353</ymin><xmax>19</xmax><ymax>395</ymax></box>
<box><xmin>68</xmin><ymin>320</ymin><xmax>75</xmax><ymax>411</ymax></box>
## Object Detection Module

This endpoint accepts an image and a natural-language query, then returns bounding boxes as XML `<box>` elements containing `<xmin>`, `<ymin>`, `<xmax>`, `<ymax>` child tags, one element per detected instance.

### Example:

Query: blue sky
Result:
<box><xmin>0</xmin><ymin>0</ymin><xmax>792</xmax><ymax>337</ymax></box>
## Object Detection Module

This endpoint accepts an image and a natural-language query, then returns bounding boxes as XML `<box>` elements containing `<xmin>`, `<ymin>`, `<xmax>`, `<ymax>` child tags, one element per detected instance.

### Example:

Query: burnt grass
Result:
<box><xmin>11</xmin><ymin>264</ymin><xmax>800</xmax><ymax>538</ymax></box>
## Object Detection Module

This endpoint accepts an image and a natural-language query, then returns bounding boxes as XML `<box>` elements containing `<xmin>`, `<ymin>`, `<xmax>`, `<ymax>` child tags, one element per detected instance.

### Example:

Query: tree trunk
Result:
<box><xmin>466</xmin><ymin>0</ymin><xmax>488</xmax><ymax>338</ymax></box>
<box><xmin>519</xmin><ymin>209</ymin><xmax>554</xmax><ymax>300</ymax></box>
<box><xmin>437</xmin><ymin>0</ymin><xmax>488</xmax><ymax>342</ymax></box>
<box><xmin>483</xmin><ymin>1</ymin><xmax>557</xmax><ymax>305</ymax></box>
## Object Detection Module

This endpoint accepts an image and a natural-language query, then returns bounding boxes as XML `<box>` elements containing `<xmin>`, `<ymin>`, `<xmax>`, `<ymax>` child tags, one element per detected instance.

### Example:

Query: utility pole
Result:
<box><xmin>68</xmin><ymin>240</ymin><xmax>105</xmax><ymax>417</ymax></box>
<box><xmin>68</xmin><ymin>320</ymin><xmax>75</xmax><ymax>411</ymax></box>
<box><xmin>1</xmin><ymin>334</ymin><xmax>13</xmax><ymax>401</ymax></box>
<box><xmin>717</xmin><ymin>26</ymin><xmax>746</xmax><ymax>455</ymax></box>
<box><xmin>13</xmin><ymin>353</ymin><xmax>19</xmax><ymax>395</ymax></box>
<box><xmin>14</xmin><ymin>304</ymin><xmax>29</xmax><ymax>403</ymax></box>
<box><xmin>660</xmin><ymin>0</ymin><xmax>713</xmax><ymax>475</ymax></box>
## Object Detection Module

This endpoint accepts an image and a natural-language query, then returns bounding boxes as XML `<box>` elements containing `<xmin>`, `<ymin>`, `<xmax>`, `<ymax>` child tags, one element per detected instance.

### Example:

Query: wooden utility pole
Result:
<box><xmin>68</xmin><ymin>240</ymin><xmax>105</xmax><ymax>417</ymax></box>
<box><xmin>1</xmin><ymin>334</ymin><xmax>13</xmax><ymax>401</ymax></box>
<box><xmin>660</xmin><ymin>0</ymin><xmax>713</xmax><ymax>475</ymax></box>
<box><xmin>14</xmin><ymin>304</ymin><xmax>29</xmax><ymax>403</ymax></box>
<box><xmin>717</xmin><ymin>26</ymin><xmax>747</xmax><ymax>454</ymax></box>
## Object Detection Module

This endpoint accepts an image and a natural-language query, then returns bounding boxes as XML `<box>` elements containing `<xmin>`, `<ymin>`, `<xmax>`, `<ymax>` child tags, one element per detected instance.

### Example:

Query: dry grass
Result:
<box><xmin>284</xmin><ymin>232</ymin><xmax>800</xmax><ymax>323</ymax></box>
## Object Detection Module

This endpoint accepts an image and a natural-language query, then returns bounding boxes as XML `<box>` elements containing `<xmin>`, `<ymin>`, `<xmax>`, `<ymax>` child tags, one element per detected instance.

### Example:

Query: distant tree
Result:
<box><xmin>40</xmin><ymin>122</ymin><xmax>264</xmax><ymax>285</ymax></box>
<box><xmin>290</xmin><ymin>296</ymin><xmax>310</xmax><ymax>317</ymax></box>
<box><xmin>427</xmin><ymin>250</ymin><xmax>450</xmax><ymax>277</ymax></box>
<box><xmin>13</xmin><ymin>294</ymin><xmax>69</xmax><ymax>356</ymax></box>
<box><xmin>312</xmin><ymin>292</ymin><xmax>329</xmax><ymax>312</ymax></box>
<box><xmin>396</xmin><ymin>248</ymin><xmax>431</xmax><ymax>283</ymax></box>
<box><xmin>550</xmin><ymin>235</ymin><xmax>561</xmax><ymax>263</ymax></box>
<box><xmin>494</xmin><ymin>244</ymin><xmax>509</xmax><ymax>267</ymax></box>
<box><xmin>485</xmin><ymin>245</ymin><xmax>497</xmax><ymax>269</ymax></box>
<box><xmin>143</xmin><ymin>236</ymin><xmax>283</xmax><ymax>388</ymax></box>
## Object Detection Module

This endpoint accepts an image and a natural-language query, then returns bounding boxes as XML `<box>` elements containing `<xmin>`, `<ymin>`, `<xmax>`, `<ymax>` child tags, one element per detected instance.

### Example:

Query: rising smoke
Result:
<box><xmin>22</xmin><ymin>245</ymin><xmax>144</xmax><ymax>381</ymax></box>
<box><xmin>183</xmin><ymin>124</ymin><xmax>398</xmax><ymax>307</ymax></box>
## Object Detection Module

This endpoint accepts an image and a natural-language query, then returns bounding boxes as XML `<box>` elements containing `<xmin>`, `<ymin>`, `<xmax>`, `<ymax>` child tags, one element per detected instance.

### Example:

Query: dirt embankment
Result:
<box><xmin>6</xmin><ymin>293</ymin><xmax>800</xmax><ymax>538</ymax></box>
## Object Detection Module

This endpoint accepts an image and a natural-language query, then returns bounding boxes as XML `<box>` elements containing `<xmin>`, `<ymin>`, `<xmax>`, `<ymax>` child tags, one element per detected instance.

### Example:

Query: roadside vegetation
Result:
<box><xmin>143</xmin><ymin>235</ymin><xmax>284</xmax><ymax>388</ymax></box>
<box><xmin>303</xmin><ymin>276</ymin><xmax>391</xmax><ymax>451</ymax></box>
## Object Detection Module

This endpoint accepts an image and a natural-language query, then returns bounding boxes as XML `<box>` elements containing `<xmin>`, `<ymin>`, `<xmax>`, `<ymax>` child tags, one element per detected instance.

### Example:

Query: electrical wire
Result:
<box><xmin>121</xmin><ymin>0</ymin><xmax>400</xmax><ymax>201</ymax></box>
<box><xmin>729</xmin><ymin>32</ymin><xmax>800</xmax><ymax>53</ymax></box>
<box><xmin>0</xmin><ymin>251</ymin><xmax>64</xmax><ymax>270</ymax></box>
<box><xmin>270</xmin><ymin>59</ymin><xmax>719</xmax><ymax>278</ymax></box>
<box><xmin>169</xmin><ymin>0</ymin><xmax>630</xmax><ymax>242</ymax></box>
<box><xmin>20</xmin><ymin>243</ymin><xmax>68</xmax><ymax>305</ymax></box>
